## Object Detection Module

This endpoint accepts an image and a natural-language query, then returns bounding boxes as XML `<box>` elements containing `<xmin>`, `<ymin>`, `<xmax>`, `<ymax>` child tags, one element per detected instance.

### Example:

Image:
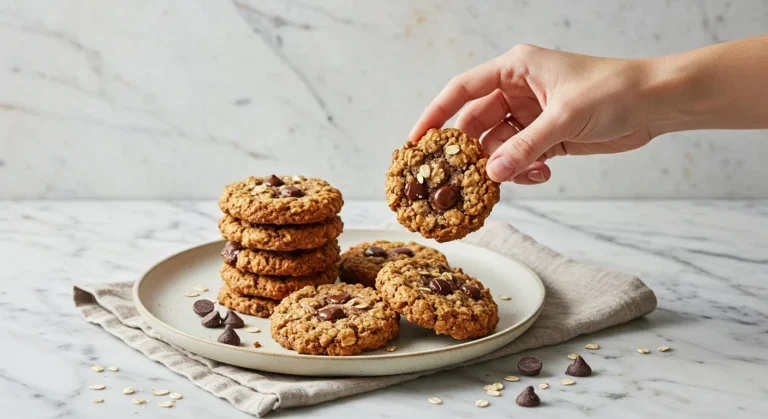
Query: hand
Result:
<box><xmin>408</xmin><ymin>44</ymin><xmax>654</xmax><ymax>184</ymax></box>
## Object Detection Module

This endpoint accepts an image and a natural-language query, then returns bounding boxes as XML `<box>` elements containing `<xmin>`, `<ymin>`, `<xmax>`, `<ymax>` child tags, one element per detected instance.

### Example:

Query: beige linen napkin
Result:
<box><xmin>73</xmin><ymin>220</ymin><xmax>656</xmax><ymax>416</ymax></box>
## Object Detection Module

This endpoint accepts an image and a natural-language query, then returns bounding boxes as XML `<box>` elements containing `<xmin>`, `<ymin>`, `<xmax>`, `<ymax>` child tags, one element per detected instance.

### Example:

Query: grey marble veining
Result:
<box><xmin>1</xmin><ymin>1</ymin><xmax>767</xmax><ymax>199</ymax></box>
<box><xmin>1</xmin><ymin>199</ymin><xmax>767</xmax><ymax>418</ymax></box>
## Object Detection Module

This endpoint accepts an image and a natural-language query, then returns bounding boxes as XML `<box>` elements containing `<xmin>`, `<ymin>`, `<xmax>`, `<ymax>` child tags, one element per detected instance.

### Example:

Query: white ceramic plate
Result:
<box><xmin>134</xmin><ymin>229</ymin><xmax>545</xmax><ymax>376</ymax></box>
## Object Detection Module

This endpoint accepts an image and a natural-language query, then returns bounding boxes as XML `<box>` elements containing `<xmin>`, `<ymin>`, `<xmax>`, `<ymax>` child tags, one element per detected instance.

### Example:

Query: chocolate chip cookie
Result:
<box><xmin>219</xmin><ymin>175</ymin><xmax>344</xmax><ymax>225</ymax></box>
<box><xmin>270</xmin><ymin>283</ymin><xmax>400</xmax><ymax>356</ymax></box>
<box><xmin>221</xmin><ymin>240</ymin><xmax>340</xmax><ymax>276</ymax></box>
<box><xmin>385</xmin><ymin>128</ymin><xmax>500</xmax><ymax>242</ymax></box>
<box><xmin>220</xmin><ymin>263</ymin><xmax>338</xmax><ymax>300</ymax></box>
<box><xmin>339</xmin><ymin>240</ymin><xmax>449</xmax><ymax>288</ymax></box>
<box><xmin>219</xmin><ymin>214</ymin><xmax>343</xmax><ymax>251</ymax></box>
<box><xmin>217</xmin><ymin>285</ymin><xmax>278</xmax><ymax>318</ymax></box>
<box><xmin>375</xmin><ymin>258</ymin><xmax>498</xmax><ymax>340</ymax></box>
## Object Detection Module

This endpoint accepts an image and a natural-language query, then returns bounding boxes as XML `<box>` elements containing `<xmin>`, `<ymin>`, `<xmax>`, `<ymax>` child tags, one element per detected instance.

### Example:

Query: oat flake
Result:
<box><xmin>538</xmin><ymin>383</ymin><xmax>550</xmax><ymax>390</ymax></box>
<box><xmin>428</xmin><ymin>396</ymin><xmax>442</xmax><ymax>405</ymax></box>
<box><xmin>92</xmin><ymin>398</ymin><xmax>104</xmax><ymax>404</ymax></box>
<box><xmin>499</xmin><ymin>295</ymin><xmax>511</xmax><ymax>300</ymax></box>
<box><xmin>244</xmin><ymin>327</ymin><xmax>261</xmax><ymax>333</ymax></box>
<box><xmin>445</xmin><ymin>144</ymin><xmax>461</xmax><ymax>155</ymax></box>
<box><xmin>386</xmin><ymin>346</ymin><xmax>396</xmax><ymax>352</ymax></box>
<box><xmin>184</xmin><ymin>292</ymin><xmax>200</xmax><ymax>297</ymax></box>
<box><xmin>152</xmin><ymin>389</ymin><xmax>170</xmax><ymax>396</ymax></box>
<box><xmin>169</xmin><ymin>393</ymin><xmax>183</xmax><ymax>400</ymax></box>
<box><xmin>475</xmin><ymin>399</ymin><xmax>489</xmax><ymax>408</ymax></box>
<box><xmin>91</xmin><ymin>365</ymin><xmax>104</xmax><ymax>372</ymax></box>
<box><xmin>158</xmin><ymin>401</ymin><xmax>174</xmax><ymax>408</ymax></box>
<box><xmin>486</xmin><ymin>390</ymin><xmax>501</xmax><ymax>397</ymax></box>
<box><xmin>658</xmin><ymin>346</ymin><xmax>671</xmax><ymax>352</ymax></box>
<box><xmin>419</xmin><ymin>164</ymin><xmax>431</xmax><ymax>178</ymax></box>
<box><xmin>132</xmin><ymin>399</ymin><xmax>146</xmax><ymax>405</ymax></box>
<box><xmin>567</xmin><ymin>353</ymin><xmax>579</xmax><ymax>360</ymax></box>
<box><xmin>560</xmin><ymin>379</ymin><xmax>576</xmax><ymax>386</ymax></box>
<box><xmin>585</xmin><ymin>343</ymin><xmax>600</xmax><ymax>350</ymax></box>
<box><xmin>89</xmin><ymin>384</ymin><xmax>106</xmax><ymax>390</ymax></box>
<box><xmin>503</xmin><ymin>375</ymin><xmax>520</xmax><ymax>382</ymax></box>
<box><xmin>193</xmin><ymin>284</ymin><xmax>209</xmax><ymax>292</ymax></box>
<box><xmin>123</xmin><ymin>387</ymin><xmax>135</xmax><ymax>395</ymax></box>
<box><xmin>637</xmin><ymin>347</ymin><xmax>650</xmax><ymax>354</ymax></box>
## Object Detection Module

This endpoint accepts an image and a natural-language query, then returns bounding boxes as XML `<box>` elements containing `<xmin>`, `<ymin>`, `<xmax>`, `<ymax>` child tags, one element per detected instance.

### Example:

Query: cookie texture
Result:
<box><xmin>339</xmin><ymin>240</ymin><xmax>448</xmax><ymax>288</ymax></box>
<box><xmin>220</xmin><ymin>263</ymin><xmax>339</xmax><ymax>300</ymax></box>
<box><xmin>223</xmin><ymin>239</ymin><xmax>340</xmax><ymax>276</ymax></box>
<box><xmin>375</xmin><ymin>258</ymin><xmax>498</xmax><ymax>340</ymax></box>
<box><xmin>219</xmin><ymin>214</ymin><xmax>343</xmax><ymax>251</ymax></box>
<box><xmin>385</xmin><ymin>128</ymin><xmax>500</xmax><ymax>242</ymax></box>
<box><xmin>217</xmin><ymin>285</ymin><xmax>278</xmax><ymax>318</ymax></box>
<box><xmin>270</xmin><ymin>283</ymin><xmax>400</xmax><ymax>356</ymax></box>
<box><xmin>219</xmin><ymin>175</ymin><xmax>344</xmax><ymax>225</ymax></box>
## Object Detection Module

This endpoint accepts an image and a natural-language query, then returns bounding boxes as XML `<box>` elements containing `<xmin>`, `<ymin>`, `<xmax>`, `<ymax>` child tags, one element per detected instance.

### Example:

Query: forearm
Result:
<box><xmin>644</xmin><ymin>34</ymin><xmax>768</xmax><ymax>137</ymax></box>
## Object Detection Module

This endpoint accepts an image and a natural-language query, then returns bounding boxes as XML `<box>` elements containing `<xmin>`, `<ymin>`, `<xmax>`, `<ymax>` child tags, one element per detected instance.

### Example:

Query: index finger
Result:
<box><xmin>408</xmin><ymin>57</ymin><xmax>503</xmax><ymax>142</ymax></box>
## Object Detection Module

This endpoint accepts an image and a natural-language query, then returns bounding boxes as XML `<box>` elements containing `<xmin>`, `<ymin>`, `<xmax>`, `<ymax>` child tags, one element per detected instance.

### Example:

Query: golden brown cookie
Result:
<box><xmin>375</xmin><ymin>258</ymin><xmax>498</xmax><ymax>340</ymax></box>
<box><xmin>270</xmin><ymin>283</ymin><xmax>400</xmax><ymax>356</ymax></box>
<box><xmin>218</xmin><ymin>214</ymin><xmax>343</xmax><ymax>251</ymax></box>
<box><xmin>220</xmin><ymin>263</ymin><xmax>338</xmax><ymax>300</ymax></box>
<box><xmin>339</xmin><ymin>240</ymin><xmax>448</xmax><ymax>288</ymax></box>
<box><xmin>385</xmin><ymin>128</ymin><xmax>500</xmax><ymax>242</ymax></box>
<box><xmin>219</xmin><ymin>175</ymin><xmax>343</xmax><ymax>225</ymax></box>
<box><xmin>221</xmin><ymin>240</ymin><xmax>340</xmax><ymax>276</ymax></box>
<box><xmin>217</xmin><ymin>285</ymin><xmax>278</xmax><ymax>318</ymax></box>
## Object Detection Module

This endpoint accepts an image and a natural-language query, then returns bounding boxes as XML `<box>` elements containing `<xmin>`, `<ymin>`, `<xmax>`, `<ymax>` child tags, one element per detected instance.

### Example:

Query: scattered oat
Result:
<box><xmin>91</xmin><ymin>365</ymin><xmax>104</xmax><ymax>372</ymax></box>
<box><xmin>244</xmin><ymin>327</ymin><xmax>261</xmax><ymax>333</ymax></box>
<box><xmin>486</xmin><ymin>390</ymin><xmax>501</xmax><ymax>397</ymax></box>
<box><xmin>560</xmin><ymin>379</ymin><xmax>576</xmax><ymax>386</ymax></box>
<box><xmin>419</xmin><ymin>164</ymin><xmax>431</xmax><ymax>178</ymax></box>
<box><xmin>152</xmin><ymin>389</ymin><xmax>170</xmax><ymax>396</ymax></box>
<box><xmin>445</xmin><ymin>144</ymin><xmax>461</xmax><ymax>155</ymax></box>
<box><xmin>184</xmin><ymin>292</ymin><xmax>200</xmax><ymax>298</ymax></box>
<box><xmin>585</xmin><ymin>343</ymin><xmax>600</xmax><ymax>350</ymax></box>
<box><xmin>658</xmin><ymin>346</ymin><xmax>671</xmax><ymax>352</ymax></box>
<box><xmin>252</xmin><ymin>341</ymin><xmax>261</xmax><ymax>348</ymax></box>
<box><xmin>92</xmin><ymin>397</ymin><xmax>104</xmax><ymax>404</ymax></box>
<box><xmin>538</xmin><ymin>383</ymin><xmax>550</xmax><ymax>390</ymax></box>
<box><xmin>132</xmin><ymin>398</ymin><xmax>147</xmax><ymax>405</ymax></box>
<box><xmin>106</xmin><ymin>366</ymin><xmax>119</xmax><ymax>372</ymax></box>
<box><xmin>483</xmin><ymin>383</ymin><xmax>504</xmax><ymax>391</ymax></box>
<box><xmin>292</xmin><ymin>175</ymin><xmax>305</xmax><ymax>182</ymax></box>
<box><xmin>193</xmin><ymin>284</ymin><xmax>209</xmax><ymax>292</ymax></box>
<box><xmin>123</xmin><ymin>387</ymin><xmax>135</xmax><ymax>395</ymax></box>
<box><xmin>386</xmin><ymin>345</ymin><xmax>396</xmax><ymax>352</ymax></box>
<box><xmin>567</xmin><ymin>353</ymin><xmax>580</xmax><ymax>360</ymax></box>
<box><xmin>475</xmin><ymin>399</ymin><xmax>489</xmax><ymax>408</ymax></box>
<box><xmin>503</xmin><ymin>375</ymin><xmax>520</xmax><ymax>382</ymax></box>
<box><xmin>428</xmin><ymin>396</ymin><xmax>442</xmax><ymax>405</ymax></box>
<box><xmin>169</xmin><ymin>393</ymin><xmax>183</xmax><ymax>400</ymax></box>
<box><xmin>158</xmin><ymin>401</ymin><xmax>174</xmax><ymax>408</ymax></box>
<box><xmin>89</xmin><ymin>384</ymin><xmax>106</xmax><ymax>390</ymax></box>
<box><xmin>416</xmin><ymin>173</ymin><xmax>424</xmax><ymax>184</ymax></box>
<box><xmin>499</xmin><ymin>295</ymin><xmax>511</xmax><ymax>301</ymax></box>
<box><xmin>637</xmin><ymin>347</ymin><xmax>650</xmax><ymax>354</ymax></box>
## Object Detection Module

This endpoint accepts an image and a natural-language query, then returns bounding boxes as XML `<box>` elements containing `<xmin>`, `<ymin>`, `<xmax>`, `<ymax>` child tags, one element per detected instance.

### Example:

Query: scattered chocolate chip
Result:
<box><xmin>363</xmin><ymin>246</ymin><xmax>388</xmax><ymax>258</ymax></box>
<box><xmin>565</xmin><ymin>356</ymin><xmax>592</xmax><ymax>377</ymax></box>
<box><xmin>515</xmin><ymin>386</ymin><xmax>540</xmax><ymax>407</ymax></box>
<box><xmin>405</xmin><ymin>181</ymin><xmax>428</xmax><ymax>200</ymax></box>
<box><xmin>429</xmin><ymin>278</ymin><xmax>453</xmax><ymax>295</ymax></box>
<box><xmin>327</xmin><ymin>293</ymin><xmax>352</xmax><ymax>304</ymax></box>
<box><xmin>264</xmin><ymin>174</ymin><xmax>283</xmax><ymax>186</ymax></box>
<box><xmin>193</xmin><ymin>299</ymin><xmax>214</xmax><ymax>316</ymax></box>
<box><xmin>517</xmin><ymin>356</ymin><xmax>543</xmax><ymax>376</ymax></box>
<box><xmin>390</xmin><ymin>247</ymin><xmax>414</xmax><ymax>257</ymax></box>
<box><xmin>460</xmin><ymin>284</ymin><xmax>482</xmax><ymax>300</ymax></box>
<box><xmin>433</xmin><ymin>186</ymin><xmax>459</xmax><ymax>210</ymax></box>
<box><xmin>223</xmin><ymin>310</ymin><xmax>245</xmax><ymax>328</ymax></box>
<box><xmin>280</xmin><ymin>186</ymin><xmax>304</xmax><ymax>197</ymax></box>
<box><xmin>217</xmin><ymin>325</ymin><xmax>241</xmax><ymax>346</ymax></box>
<box><xmin>318</xmin><ymin>306</ymin><xmax>346</xmax><ymax>321</ymax></box>
<box><xmin>201</xmin><ymin>311</ymin><xmax>222</xmax><ymax>328</ymax></box>
<box><xmin>221</xmin><ymin>241</ymin><xmax>242</xmax><ymax>266</ymax></box>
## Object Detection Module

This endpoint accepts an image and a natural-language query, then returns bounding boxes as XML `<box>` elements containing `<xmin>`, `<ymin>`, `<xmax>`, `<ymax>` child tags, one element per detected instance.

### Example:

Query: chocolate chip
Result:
<box><xmin>217</xmin><ymin>325</ymin><xmax>241</xmax><ymax>346</ymax></box>
<box><xmin>223</xmin><ymin>310</ymin><xmax>245</xmax><ymax>328</ymax></box>
<box><xmin>318</xmin><ymin>306</ymin><xmax>345</xmax><ymax>321</ymax></box>
<box><xmin>565</xmin><ymin>356</ymin><xmax>592</xmax><ymax>377</ymax></box>
<box><xmin>390</xmin><ymin>247</ymin><xmax>414</xmax><ymax>257</ymax></box>
<box><xmin>201</xmin><ymin>310</ymin><xmax>222</xmax><ymax>328</ymax></box>
<box><xmin>221</xmin><ymin>241</ymin><xmax>242</xmax><ymax>266</ymax></box>
<box><xmin>265</xmin><ymin>174</ymin><xmax>283</xmax><ymax>186</ymax></box>
<box><xmin>404</xmin><ymin>181</ymin><xmax>428</xmax><ymax>200</ymax></box>
<box><xmin>460</xmin><ymin>284</ymin><xmax>482</xmax><ymax>300</ymax></box>
<box><xmin>363</xmin><ymin>246</ymin><xmax>387</xmax><ymax>258</ymax></box>
<box><xmin>429</xmin><ymin>278</ymin><xmax>453</xmax><ymax>295</ymax></box>
<box><xmin>327</xmin><ymin>293</ymin><xmax>352</xmax><ymax>304</ymax></box>
<box><xmin>517</xmin><ymin>356</ymin><xmax>542</xmax><ymax>376</ymax></box>
<box><xmin>433</xmin><ymin>186</ymin><xmax>459</xmax><ymax>210</ymax></box>
<box><xmin>515</xmin><ymin>386</ymin><xmax>540</xmax><ymax>407</ymax></box>
<box><xmin>193</xmin><ymin>299</ymin><xmax>215</xmax><ymax>316</ymax></box>
<box><xmin>280</xmin><ymin>186</ymin><xmax>304</xmax><ymax>197</ymax></box>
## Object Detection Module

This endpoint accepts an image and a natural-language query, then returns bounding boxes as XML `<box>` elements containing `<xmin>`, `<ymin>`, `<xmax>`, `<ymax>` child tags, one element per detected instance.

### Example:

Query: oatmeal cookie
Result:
<box><xmin>219</xmin><ymin>175</ymin><xmax>343</xmax><ymax>225</ymax></box>
<box><xmin>220</xmin><ymin>263</ymin><xmax>338</xmax><ymax>300</ymax></box>
<box><xmin>375</xmin><ymin>258</ymin><xmax>498</xmax><ymax>340</ymax></box>
<box><xmin>339</xmin><ymin>240</ymin><xmax>448</xmax><ymax>288</ymax></box>
<box><xmin>219</xmin><ymin>214</ymin><xmax>343</xmax><ymax>251</ymax></box>
<box><xmin>217</xmin><ymin>285</ymin><xmax>278</xmax><ymax>318</ymax></box>
<box><xmin>221</xmin><ymin>240</ymin><xmax>340</xmax><ymax>276</ymax></box>
<box><xmin>385</xmin><ymin>128</ymin><xmax>500</xmax><ymax>242</ymax></box>
<box><xmin>270</xmin><ymin>283</ymin><xmax>400</xmax><ymax>356</ymax></box>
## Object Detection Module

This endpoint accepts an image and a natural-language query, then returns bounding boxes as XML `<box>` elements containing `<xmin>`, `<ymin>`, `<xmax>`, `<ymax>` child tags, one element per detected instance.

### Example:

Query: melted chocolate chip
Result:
<box><xmin>193</xmin><ymin>299</ymin><xmax>215</xmax><ymax>316</ymax></box>
<box><xmin>280</xmin><ymin>186</ymin><xmax>305</xmax><ymax>197</ymax></box>
<box><xmin>460</xmin><ymin>284</ymin><xmax>482</xmax><ymax>300</ymax></box>
<box><xmin>390</xmin><ymin>247</ymin><xmax>414</xmax><ymax>257</ymax></box>
<box><xmin>433</xmin><ymin>186</ymin><xmax>459</xmax><ymax>210</ymax></box>
<box><xmin>217</xmin><ymin>325</ymin><xmax>241</xmax><ymax>346</ymax></box>
<box><xmin>429</xmin><ymin>278</ymin><xmax>453</xmax><ymax>295</ymax></box>
<box><xmin>515</xmin><ymin>386</ymin><xmax>540</xmax><ymax>407</ymax></box>
<box><xmin>201</xmin><ymin>311</ymin><xmax>222</xmax><ymax>328</ymax></box>
<box><xmin>327</xmin><ymin>293</ymin><xmax>352</xmax><ymax>304</ymax></box>
<box><xmin>565</xmin><ymin>356</ymin><xmax>592</xmax><ymax>377</ymax></box>
<box><xmin>265</xmin><ymin>174</ymin><xmax>283</xmax><ymax>186</ymax></box>
<box><xmin>364</xmin><ymin>246</ymin><xmax>388</xmax><ymax>258</ymax></box>
<box><xmin>318</xmin><ymin>306</ymin><xmax>346</xmax><ymax>321</ymax></box>
<box><xmin>221</xmin><ymin>241</ymin><xmax>242</xmax><ymax>266</ymax></box>
<box><xmin>405</xmin><ymin>181</ymin><xmax>428</xmax><ymax>200</ymax></box>
<box><xmin>517</xmin><ymin>356</ymin><xmax>543</xmax><ymax>376</ymax></box>
<box><xmin>223</xmin><ymin>310</ymin><xmax>245</xmax><ymax>328</ymax></box>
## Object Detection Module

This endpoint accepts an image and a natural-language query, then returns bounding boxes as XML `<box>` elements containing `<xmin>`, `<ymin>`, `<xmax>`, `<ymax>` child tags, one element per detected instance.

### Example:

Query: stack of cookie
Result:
<box><xmin>216</xmin><ymin>175</ymin><xmax>344</xmax><ymax>317</ymax></box>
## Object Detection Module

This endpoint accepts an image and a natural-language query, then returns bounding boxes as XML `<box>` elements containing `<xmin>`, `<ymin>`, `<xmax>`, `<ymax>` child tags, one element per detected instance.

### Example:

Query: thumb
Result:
<box><xmin>486</xmin><ymin>109</ymin><xmax>565</xmax><ymax>182</ymax></box>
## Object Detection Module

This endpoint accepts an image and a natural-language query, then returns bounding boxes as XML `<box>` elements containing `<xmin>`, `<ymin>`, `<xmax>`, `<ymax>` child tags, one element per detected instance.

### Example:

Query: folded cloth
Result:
<box><xmin>74</xmin><ymin>220</ymin><xmax>656</xmax><ymax>416</ymax></box>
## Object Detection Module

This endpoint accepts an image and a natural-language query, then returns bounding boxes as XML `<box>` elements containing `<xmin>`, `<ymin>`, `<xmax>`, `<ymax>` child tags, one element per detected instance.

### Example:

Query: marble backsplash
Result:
<box><xmin>1</xmin><ymin>0</ymin><xmax>767</xmax><ymax>199</ymax></box>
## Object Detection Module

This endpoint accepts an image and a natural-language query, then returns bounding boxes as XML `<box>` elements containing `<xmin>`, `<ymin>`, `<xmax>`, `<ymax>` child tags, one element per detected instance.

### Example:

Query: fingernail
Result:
<box><xmin>487</xmin><ymin>155</ymin><xmax>516</xmax><ymax>181</ymax></box>
<box><xmin>528</xmin><ymin>170</ymin><xmax>546</xmax><ymax>182</ymax></box>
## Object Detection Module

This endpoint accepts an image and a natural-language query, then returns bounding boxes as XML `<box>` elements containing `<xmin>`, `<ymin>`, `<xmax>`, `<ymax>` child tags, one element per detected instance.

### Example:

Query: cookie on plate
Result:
<box><xmin>339</xmin><ymin>240</ymin><xmax>448</xmax><ymax>288</ymax></box>
<box><xmin>270</xmin><ymin>283</ymin><xmax>400</xmax><ymax>356</ymax></box>
<box><xmin>375</xmin><ymin>258</ymin><xmax>498</xmax><ymax>340</ymax></box>
<box><xmin>221</xmin><ymin>240</ymin><xmax>340</xmax><ymax>276</ymax></box>
<box><xmin>219</xmin><ymin>175</ymin><xmax>343</xmax><ymax>225</ymax></box>
<box><xmin>217</xmin><ymin>285</ymin><xmax>279</xmax><ymax>318</ymax></box>
<box><xmin>219</xmin><ymin>214</ymin><xmax>343</xmax><ymax>251</ymax></box>
<box><xmin>220</xmin><ymin>263</ymin><xmax>339</xmax><ymax>300</ymax></box>
<box><xmin>385</xmin><ymin>128</ymin><xmax>500</xmax><ymax>242</ymax></box>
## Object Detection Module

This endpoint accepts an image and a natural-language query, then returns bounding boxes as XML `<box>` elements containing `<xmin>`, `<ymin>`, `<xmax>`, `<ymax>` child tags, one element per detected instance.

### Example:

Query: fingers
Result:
<box><xmin>455</xmin><ymin>90</ymin><xmax>509</xmax><ymax>140</ymax></box>
<box><xmin>479</xmin><ymin>118</ymin><xmax>520</xmax><ymax>156</ymax></box>
<box><xmin>510</xmin><ymin>161</ymin><xmax>552</xmax><ymax>185</ymax></box>
<box><xmin>409</xmin><ymin>58</ymin><xmax>503</xmax><ymax>142</ymax></box>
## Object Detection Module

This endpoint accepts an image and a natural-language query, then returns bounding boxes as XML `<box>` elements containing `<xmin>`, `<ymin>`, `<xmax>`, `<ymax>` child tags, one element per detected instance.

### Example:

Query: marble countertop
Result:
<box><xmin>2</xmin><ymin>200</ymin><xmax>767</xmax><ymax>418</ymax></box>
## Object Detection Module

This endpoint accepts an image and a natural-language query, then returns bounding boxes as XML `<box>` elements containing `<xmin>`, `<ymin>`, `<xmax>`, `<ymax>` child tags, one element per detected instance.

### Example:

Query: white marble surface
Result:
<box><xmin>2</xmin><ymin>0</ymin><xmax>768</xmax><ymax>199</ymax></box>
<box><xmin>1</xmin><ymin>199</ymin><xmax>767</xmax><ymax>418</ymax></box>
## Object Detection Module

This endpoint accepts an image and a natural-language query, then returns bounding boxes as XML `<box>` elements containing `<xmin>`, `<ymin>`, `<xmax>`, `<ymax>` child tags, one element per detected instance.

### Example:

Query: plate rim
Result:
<box><xmin>133</xmin><ymin>228</ymin><xmax>546</xmax><ymax>361</ymax></box>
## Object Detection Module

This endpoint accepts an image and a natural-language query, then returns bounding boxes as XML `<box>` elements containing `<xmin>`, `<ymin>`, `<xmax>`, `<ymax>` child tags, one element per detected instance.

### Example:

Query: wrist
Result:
<box><xmin>641</xmin><ymin>55</ymin><xmax>701</xmax><ymax>138</ymax></box>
